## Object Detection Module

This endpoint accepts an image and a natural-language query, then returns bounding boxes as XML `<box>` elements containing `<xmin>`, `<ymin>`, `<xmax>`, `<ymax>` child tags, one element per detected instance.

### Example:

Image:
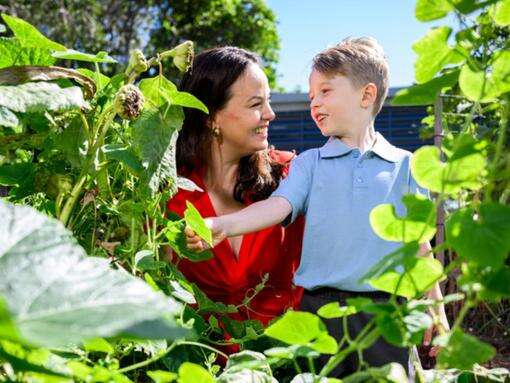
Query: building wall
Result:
<box><xmin>268</xmin><ymin>92</ymin><xmax>430</xmax><ymax>153</ymax></box>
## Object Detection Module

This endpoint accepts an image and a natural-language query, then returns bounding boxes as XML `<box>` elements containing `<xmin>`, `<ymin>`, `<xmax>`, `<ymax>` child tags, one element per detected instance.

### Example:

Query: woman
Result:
<box><xmin>167</xmin><ymin>46</ymin><xmax>304</xmax><ymax>327</ymax></box>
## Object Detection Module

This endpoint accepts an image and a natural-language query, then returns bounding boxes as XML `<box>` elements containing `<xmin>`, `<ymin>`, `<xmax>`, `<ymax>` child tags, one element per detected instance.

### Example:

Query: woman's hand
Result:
<box><xmin>185</xmin><ymin>217</ymin><xmax>227</xmax><ymax>251</ymax></box>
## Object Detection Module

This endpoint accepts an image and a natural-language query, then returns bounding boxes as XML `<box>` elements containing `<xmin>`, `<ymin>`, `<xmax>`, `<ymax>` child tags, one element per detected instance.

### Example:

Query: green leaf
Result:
<box><xmin>0</xmin><ymin>200</ymin><xmax>187</xmax><ymax>348</ymax></box>
<box><xmin>165</xmin><ymin>91</ymin><xmax>208</xmax><ymax>114</ymax></box>
<box><xmin>493</xmin><ymin>0</ymin><xmax>510</xmax><ymax>26</ymax></box>
<box><xmin>1</xmin><ymin>14</ymin><xmax>65</xmax><ymax>51</ymax></box>
<box><xmin>177</xmin><ymin>177</ymin><xmax>203</xmax><ymax>192</ymax></box>
<box><xmin>341</xmin><ymin>363</ymin><xmax>408</xmax><ymax>382</ymax></box>
<box><xmin>369</xmin><ymin>257</ymin><xmax>445</xmax><ymax>298</ymax></box>
<box><xmin>52</xmin><ymin>49</ymin><xmax>116</xmax><ymax>63</ymax></box>
<box><xmin>102</xmin><ymin>143</ymin><xmax>144</xmax><ymax>174</ymax></box>
<box><xmin>459</xmin><ymin>50</ymin><xmax>510</xmax><ymax>102</ymax></box>
<box><xmin>218</xmin><ymin>369</ymin><xmax>277</xmax><ymax>383</ymax></box>
<box><xmin>370</xmin><ymin>194</ymin><xmax>436</xmax><ymax>243</ymax></box>
<box><xmin>437</xmin><ymin>330</ymin><xmax>495</xmax><ymax>370</ymax></box>
<box><xmin>76</xmin><ymin>68</ymin><xmax>110</xmax><ymax>91</ymax></box>
<box><xmin>446</xmin><ymin>202</ymin><xmax>510</xmax><ymax>269</ymax></box>
<box><xmin>83</xmin><ymin>338</ymin><xmax>114</xmax><ymax>354</ymax></box>
<box><xmin>317</xmin><ymin>302</ymin><xmax>357</xmax><ymax>319</ymax></box>
<box><xmin>0</xmin><ymin>343</ymin><xmax>68</xmax><ymax>378</ymax></box>
<box><xmin>148</xmin><ymin>370</ymin><xmax>178</xmax><ymax>383</ymax></box>
<box><xmin>0</xmin><ymin>37</ymin><xmax>56</xmax><ymax>68</ymax></box>
<box><xmin>178</xmin><ymin>362</ymin><xmax>215</xmax><ymax>383</ymax></box>
<box><xmin>184</xmin><ymin>201</ymin><xmax>213</xmax><ymax>247</ymax></box>
<box><xmin>165</xmin><ymin>219</ymin><xmax>214</xmax><ymax>262</ymax></box>
<box><xmin>0</xmin><ymin>297</ymin><xmax>22</xmax><ymax>342</ymax></box>
<box><xmin>132</xmin><ymin>106</ymin><xmax>184</xmax><ymax>195</ymax></box>
<box><xmin>360</xmin><ymin>242</ymin><xmax>420</xmax><ymax>283</ymax></box>
<box><xmin>413</xmin><ymin>27</ymin><xmax>464</xmax><ymax>83</ymax></box>
<box><xmin>411</xmin><ymin>144</ymin><xmax>486</xmax><ymax>195</ymax></box>
<box><xmin>134</xmin><ymin>250</ymin><xmax>167</xmax><ymax>271</ymax></box>
<box><xmin>391</xmin><ymin>70</ymin><xmax>459</xmax><ymax>106</ymax></box>
<box><xmin>0</xmin><ymin>162</ymin><xmax>35</xmax><ymax>186</ymax></box>
<box><xmin>0</xmin><ymin>105</ymin><xmax>19</xmax><ymax>127</ymax></box>
<box><xmin>265</xmin><ymin>311</ymin><xmax>338</xmax><ymax>354</ymax></box>
<box><xmin>0</xmin><ymin>82</ymin><xmax>88</xmax><ymax>113</ymax></box>
<box><xmin>415</xmin><ymin>0</ymin><xmax>453</xmax><ymax>21</ymax></box>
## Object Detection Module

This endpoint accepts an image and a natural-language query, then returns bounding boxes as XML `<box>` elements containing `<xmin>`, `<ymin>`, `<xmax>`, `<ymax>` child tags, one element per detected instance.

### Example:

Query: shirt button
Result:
<box><xmin>357</xmin><ymin>162</ymin><xmax>363</xmax><ymax>168</ymax></box>
<box><xmin>356</xmin><ymin>177</ymin><xmax>363</xmax><ymax>183</ymax></box>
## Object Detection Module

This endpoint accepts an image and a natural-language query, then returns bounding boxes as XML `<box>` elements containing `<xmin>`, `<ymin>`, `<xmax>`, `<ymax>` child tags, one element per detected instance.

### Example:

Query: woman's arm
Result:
<box><xmin>186</xmin><ymin>196</ymin><xmax>291</xmax><ymax>251</ymax></box>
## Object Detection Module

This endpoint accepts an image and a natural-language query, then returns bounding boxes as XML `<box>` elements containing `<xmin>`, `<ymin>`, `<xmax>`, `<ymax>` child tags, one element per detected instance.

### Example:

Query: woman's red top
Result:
<box><xmin>166</xmin><ymin>150</ymin><xmax>304</xmax><ymax>326</ymax></box>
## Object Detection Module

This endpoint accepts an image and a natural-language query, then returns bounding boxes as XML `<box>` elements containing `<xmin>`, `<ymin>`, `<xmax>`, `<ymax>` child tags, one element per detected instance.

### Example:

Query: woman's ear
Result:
<box><xmin>360</xmin><ymin>83</ymin><xmax>377</xmax><ymax>109</ymax></box>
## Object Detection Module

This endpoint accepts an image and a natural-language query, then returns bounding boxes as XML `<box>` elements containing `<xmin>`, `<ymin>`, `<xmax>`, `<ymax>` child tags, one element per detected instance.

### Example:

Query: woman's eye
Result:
<box><xmin>251</xmin><ymin>103</ymin><xmax>262</xmax><ymax>108</ymax></box>
<box><xmin>321</xmin><ymin>89</ymin><xmax>331</xmax><ymax>94</ymax></box>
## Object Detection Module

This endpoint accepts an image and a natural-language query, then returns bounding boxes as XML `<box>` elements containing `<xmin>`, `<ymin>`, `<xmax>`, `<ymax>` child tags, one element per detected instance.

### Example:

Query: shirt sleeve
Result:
<box><xmin>271</xmin><ymin>150</ymin><xmax>314</xmax><ymax>225</ymax></box>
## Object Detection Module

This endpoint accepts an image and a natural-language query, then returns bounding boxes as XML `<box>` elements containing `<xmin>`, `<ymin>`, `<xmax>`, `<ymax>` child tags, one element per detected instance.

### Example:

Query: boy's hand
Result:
<box><xmin>185</xmin><ymin>217</ymin><xmax>226</xmax><ymax>251</ymax></box>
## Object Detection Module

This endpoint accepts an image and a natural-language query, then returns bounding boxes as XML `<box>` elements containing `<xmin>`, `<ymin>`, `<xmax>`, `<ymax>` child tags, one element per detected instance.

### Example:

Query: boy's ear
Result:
<box><xmin>360</xmin><ymin>83</ymin><xmax>377</xmax><ymax>109</ymax></box>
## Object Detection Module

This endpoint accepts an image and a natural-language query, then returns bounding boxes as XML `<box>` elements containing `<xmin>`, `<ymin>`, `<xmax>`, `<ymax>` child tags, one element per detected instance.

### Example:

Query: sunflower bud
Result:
<box><xmin>125</xmin><ymin>49</ymin><xmax>149</xmax><ymax>77</ymax></box>
<box><xmin>114</xmin><ymin>84</ymin><xmax>144</xmax><ymax>120</ymax></box>
<box><xmin>161</xmin><ymin>41</ymin><xmax>194</xmax><ymax>72</ymax></box>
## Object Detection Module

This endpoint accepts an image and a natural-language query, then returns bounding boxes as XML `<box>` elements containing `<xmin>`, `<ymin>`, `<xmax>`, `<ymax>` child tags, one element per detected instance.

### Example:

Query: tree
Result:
<box><xmin>0</xmin><ymin>0</ymin><xmax>280</xmax><ymax>86</ymax></box>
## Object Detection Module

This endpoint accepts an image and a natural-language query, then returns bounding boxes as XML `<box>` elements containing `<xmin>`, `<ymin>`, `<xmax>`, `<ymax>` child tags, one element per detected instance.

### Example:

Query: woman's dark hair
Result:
<box><xmin>177</xmin><ymin>46</ymin><xmax>285</xmax><ymax>203</ymax></box>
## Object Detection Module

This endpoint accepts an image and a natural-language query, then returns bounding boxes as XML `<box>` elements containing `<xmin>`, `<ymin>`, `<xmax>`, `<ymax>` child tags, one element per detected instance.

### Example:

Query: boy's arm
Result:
<box><xmin>186</xmin><ymin>196</ymin><xmax>291</xmax><ymax>251</ymax></box>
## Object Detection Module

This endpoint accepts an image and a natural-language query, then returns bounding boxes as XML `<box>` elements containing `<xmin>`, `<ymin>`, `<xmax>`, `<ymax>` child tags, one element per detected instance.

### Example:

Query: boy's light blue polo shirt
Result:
<box><xmin>272</xmin><ymin>132</ymin><xmax>426</xmax><ymax>291</ymax></box>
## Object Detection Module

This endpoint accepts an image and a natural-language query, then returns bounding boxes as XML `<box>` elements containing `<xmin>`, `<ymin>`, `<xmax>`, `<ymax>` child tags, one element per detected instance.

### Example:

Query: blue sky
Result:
<box><xmin>265</xmin><ymin>1</ymin><xmax>452</xmax><ymax>92</ymax></box>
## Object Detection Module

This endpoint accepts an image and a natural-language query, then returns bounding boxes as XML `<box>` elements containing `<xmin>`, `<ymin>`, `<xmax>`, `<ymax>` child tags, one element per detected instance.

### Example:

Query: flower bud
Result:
<box><xmin>114</xmin><ymin>84</ymin><xmax>144</xmax><ymax>120</ymax></box>
<box><xmin>125</xmin><ymin>49</ymin><xmax>149</xmax><ymax>77</ymax></box>
<box><xmin>162</xmin><ymin>41</ymin><xmax>194</xmax><ymax>72</ymax></box>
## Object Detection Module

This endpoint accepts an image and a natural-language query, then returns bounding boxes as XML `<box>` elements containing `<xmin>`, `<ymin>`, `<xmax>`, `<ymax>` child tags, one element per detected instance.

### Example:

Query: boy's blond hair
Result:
<box><xmin>312</xmin><ymin>37</ymin><xmax>389</xmax><ymax>116</ymax></box>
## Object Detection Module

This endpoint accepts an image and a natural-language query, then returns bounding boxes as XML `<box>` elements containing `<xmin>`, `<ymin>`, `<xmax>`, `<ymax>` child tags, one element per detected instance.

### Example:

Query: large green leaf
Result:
<box><xmin>184</xmin><ymin>201</ymin><xmax>213</xmax><ymax>247</ymax></box>
<box><xmin>178</xmin><ymin>362</ymin><xmax>215</xmax><ymax>383</ymax></box>
<box><xmin>0</xmin><ymin>200</ymin><xmax>187</xmax><ymax>348</ymax></box>
<box><xmin>102</xmin><ymin>144</ymin><xmax>144</xmax><ymax>175</ymax></box>
<box><xmin>413</xmin><ymin>27</ymin><xmax>464</xmax><ymax>83</ymax></box>
<box><xmin>391</xmin><ymin>70</ymin><xmax>459</xmax><ymax>106</ymax></box>
<box><xmin>164</xmin><ymin>219</ymin><xmax>213</xmax><ymax>262</ymax></box>
<box><xmin>0</xmin><ymin>105</ymin><xmax>19</xmax><ymax>127</ymax></box>
<box><xmin>264</xmin><ymin>311</ymin><xmax>338</xmax><ymax>354</ymax></box>
<box><xmin>52</xmin><ymin>49</ymin><xmax>116</xmax><ymax>63</ymax></box>
<box><xmin>0</xmin><ymin>82</ymin><xmax>88</xmax><ymax>113</ymax></box>
<box><xmin>132</xmin><ymin>105</ymin><xmax>183</xmax><ymax>195</ymax></box>
<box><xmin>370</xmin><ymin>194</ymin><xmax>436</xmax><ymax>243</ymax></box>
<box><xmin>139</xmin><ymin>75</ymin><xmax>208</xmax><ymax>113</ymax></box>
<box><xmin>415</xmin><ymin>0</ymin><xmax>453</xmax><ymax>21</ymax></box>
<box><xmin>459</xmin><ymin>50</ymin><xmax>510</xmax><ymax>102</ymax></box>
<box><xmin>368</xmin><ymin>257</ymin><xmax>445</xmax><ymax>298</ymax></box>
<box><xmin>0</xmin><ymin>37</ymin><xmax>56</xmax><ymax>68</ymax></box>
<box><xmin>1</xmin><ymin>14</ymin><xmax>65</xmax><ymax>51</ymax></box>
<box><xmin>437</xmin><ymin>330</ymin><xmax>496</xmax><ymax>370</ymax></box>
<box><xmin>0</xmin><ymin>298</ymin><xmax>21</xmax><ymax>342</ymax></box>
<box><xmin>493</xmin><ymin>0</ymin><xmax>510</xmax><ymax>25</ymax></box>
<box><xmin>446</xmin><ymin>203</ymin><xmax>510</xmax><ymax>269</ymax></box>
<box><xmin>411</xmin><ymin>143</ymin><xmax>486</xmax><ymax>195</ymax></box>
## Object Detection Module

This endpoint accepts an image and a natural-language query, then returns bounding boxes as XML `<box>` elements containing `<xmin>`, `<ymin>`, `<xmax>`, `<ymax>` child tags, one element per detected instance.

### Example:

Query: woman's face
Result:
<box><xmin>213</xmin><ymin>63</ymin><xmax>275</xmax><ymax>157</ymax></box>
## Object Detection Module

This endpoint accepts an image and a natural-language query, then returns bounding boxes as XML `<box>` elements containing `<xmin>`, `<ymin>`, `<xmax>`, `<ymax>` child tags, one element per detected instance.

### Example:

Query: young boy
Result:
<box><xmin>186</xmin><ymin>37</ymin><xmax>449</xmax><ymax>377</ymax></box>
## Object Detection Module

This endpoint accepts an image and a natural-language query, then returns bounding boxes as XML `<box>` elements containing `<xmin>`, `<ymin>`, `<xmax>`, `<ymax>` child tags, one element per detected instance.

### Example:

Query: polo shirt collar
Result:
<box><xmin>319</xmin><ymin>132</ymin><xmax>399</xmax><ymax>162</ymax></box>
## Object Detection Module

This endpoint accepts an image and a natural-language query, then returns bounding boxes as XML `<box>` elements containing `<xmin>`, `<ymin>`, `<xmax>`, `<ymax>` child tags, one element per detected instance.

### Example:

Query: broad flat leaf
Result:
<box><xmin>446</xmin><ymin>203</ymin><xmax>510</xmax><ymax>269</ymax></box>
<box><xmin>218</xmin><ymin>369</ymin><xmax>277</xmax><ymax>383</ymax></box>
<box><xmin>0</xmin><ymin>105</ymin><xmax>18</xmax><ymax>127</ymax></box>
<box><xmin>459</xmin><ymin>50</ymin><xmax>510</xmax><ymax>102</ymax></box>
<box><xmin>0</xmin><ymin>343</ymin><xmax>68</xmax><ymax>378</ymax></box>
<box><xmin>0</xmin><ymin>200</ymin><xmax>186</xmax><ymax>348</ymax></box>
<box><xmin>411</xmin><ymin>144</ymin><xmax>486</xmax><ymax>194</ymax></box>
<box><xmin>164</xmin><ymin>219</ymin><xmax>213</xmax><ymax>262</ymax></box>
<box><xmin>134</xmin><ymin>250</ymin><xmax>167</xmax><ymax>271</ymax></box>
<box><xmin>340</xmin><ymin>363</ymin><xmax>408</xmax><ymax>382</ymax></box>
<box><xmin>264</xmin><ymin>345</ymin><xmax>319</xmax><ymax>360</ymax></box>
<box><xmin>265</xmin><ymin>311</ymin><xmax>338</xmax><ymax>354</ymax></box>
<box><xmin>132</xmin><ymin>106</ymin><xmax>183</xmax><ymax>195</ymax></box>
<box><xmin>83</xmin><ymin>338</ymin><xmax>114</xmax><ymax>354</ymax></box>
<box><xmin>391</xmin><ymin>70</ymin><xmax>459</xmax><ymax>106</ymax></box>
<box><xmin>77</xmin><ymin>68</ymin><xmax>110</xmax><ymax>91</ymax></box>
<box><xmin>148</xmin><ymin>370</ymin><xmax>178</xmax><ymax>383</ymax></box>
<box><xmin>52</xmin><ymin>49</ymin><xmax>116</xmax><ymax>63</ymax></box>
<box><xmin>177</xmin><ymin>177</ymin><xmax>203</xmax><ymax>192</ymax></box>
<box><xmin>165</xmin><ymin>91</ymin><xmax>208</xmax><ymax>114</ymax></box>
<box><xmin>0</xmin><ymin>297</ymin><xmax>22</xmax><ymax>342</ymax></box>
<box><xmin>493</xmin><ymin>0</ymin><xmax>510</xmax><ymax>25</ymax></box>
<box><xmin>413</xmin><ymin>27</ymin><xmax>464</xmax><ymax>83</ymax></box>
<box><xmin>224</xmin><ymin>350</ymin><xmax>272</xmax><ymax>375</ymax></box>
<box><xmin>437</xmin><ymin>330</ymin><xmax>495</xmax><ymax>370</ymax></box>
<box><xmin>360</xmin><ymin>242</ymin><xmax>420</xmax><ymax>283</ymax></box>
<box><xmin>369</xmin><ymin>257</ymin><xmax>445</xmax><ymax>298</ymax></box>
<box><xmin>415</xmin><ymin>0</ymin><xmax>453</xmax><ymax>21</ymax></box>
<box><xmin>184</xmin><ymin>201</ymin><xmax>213</xmax><ymax>246</ymax></box>
<box><xmin>370</xmin><ymin>194</ymin><xmax>436</xmax><ymax>243</ymax></box>
<box><xmin>178</xmin><ymin>362</ymin><xmax>215</xmax><ymax>383</ymax></box>
<box><xmin>102</xmin><ymin>143</ymin><xmax>144</xmax><ymax>174</ymax></box>
<box><xmin>0</xmin><ymin>162</ymin><xmax>35</xmax><ymax>186</ymax></box>
<box><xmin>1</xmin><ymin>14</ymin><xmax>65</xmax><ymax>51</ymax></box>
<box><xmin>317</xmin><ymin>302</ymin><xmax>357</xmax><ymax>319</ymax></box>
<box><xmin>0</xmin><ymin>37</ymin><xmax>55</xmax><ymax>68</ymax></box>
<box><xmin>0</xmin><ymin>82</ymin><xmax>88</xmax><ymax>113</ymax></box>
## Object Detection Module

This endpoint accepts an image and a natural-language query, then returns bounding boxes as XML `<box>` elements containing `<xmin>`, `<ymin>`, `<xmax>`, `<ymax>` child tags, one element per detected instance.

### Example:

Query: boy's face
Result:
<box><xmin>308</xmin><ymin>69</ymin><xmax>368</xmax><ymax>137</ymax></box>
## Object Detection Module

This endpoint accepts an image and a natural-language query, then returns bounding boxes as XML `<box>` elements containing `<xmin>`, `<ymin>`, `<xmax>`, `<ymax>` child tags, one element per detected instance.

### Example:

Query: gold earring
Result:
<box><xmin>212</xmin><ymin>124</ymin><xmax>220</xmax><ymax>137</ymax></box>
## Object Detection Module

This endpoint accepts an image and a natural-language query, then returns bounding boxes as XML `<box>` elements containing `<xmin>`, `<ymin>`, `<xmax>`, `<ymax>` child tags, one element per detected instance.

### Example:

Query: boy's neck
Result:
<box><xmin>336</xmin><ymin>122</ymin><xmax>376</xmax><ymax>153</ymax></box>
